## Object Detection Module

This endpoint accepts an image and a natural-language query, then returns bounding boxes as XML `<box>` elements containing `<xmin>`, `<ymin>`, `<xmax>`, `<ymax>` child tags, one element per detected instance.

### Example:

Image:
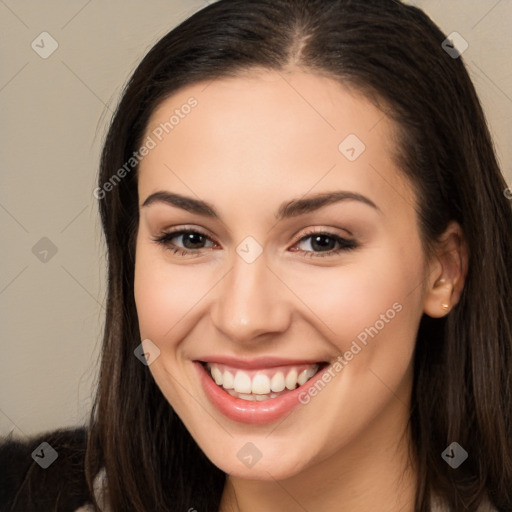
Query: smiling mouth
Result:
<box><xmin>201</xmin><ymin>361</ymin><xmax>327</xmax><ymax>401</ymax></box>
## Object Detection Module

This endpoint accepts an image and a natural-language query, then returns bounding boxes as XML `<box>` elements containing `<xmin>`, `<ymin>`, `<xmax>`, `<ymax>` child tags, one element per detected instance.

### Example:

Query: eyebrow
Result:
<box><xmin>141</xmin><ymin>190</ymin><xmax>381</xmax><ymax>219</ymax></box>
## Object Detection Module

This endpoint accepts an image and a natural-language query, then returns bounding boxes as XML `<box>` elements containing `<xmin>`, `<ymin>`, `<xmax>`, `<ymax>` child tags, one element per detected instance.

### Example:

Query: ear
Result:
<box><xmin>423</xmin><ymin>221</ymin><xmax>469</xmax><ymax>318</ymax></box>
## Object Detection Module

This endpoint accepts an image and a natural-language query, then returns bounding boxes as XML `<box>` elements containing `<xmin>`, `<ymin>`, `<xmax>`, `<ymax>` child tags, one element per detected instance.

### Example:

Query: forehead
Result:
<box><xmin>139</xmin><ymin>69</ymin><xmax>415</xmax><ymax>217</ymax></box>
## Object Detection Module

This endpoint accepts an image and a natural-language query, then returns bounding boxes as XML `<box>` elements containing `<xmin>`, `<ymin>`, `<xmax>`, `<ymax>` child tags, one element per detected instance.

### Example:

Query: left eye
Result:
<box><xmin>153</xmin><ymin>229</ymin><xmax>357</xmax><ymax>258</ymax></box>
<box><xmin>292</xmin><ymin>231</ymin><xmax>357</xmax><ymax>257</ymax></box>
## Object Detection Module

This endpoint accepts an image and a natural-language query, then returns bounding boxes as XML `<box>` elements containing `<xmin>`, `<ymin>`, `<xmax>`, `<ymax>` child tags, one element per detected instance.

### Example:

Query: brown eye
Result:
<box><xmin>179</xmin><ymin>231</ymin><xmax>208</xmax><ymax>249</ymax></box>
<box><xmin>153</xmin><ymin>229</ymin><xmax>217</xmax><ymax>255</ymax></box>
<box><xmin>293</xmin><ymin>230</ymin><xmax>357</xmax><ymax>258</ymax></box>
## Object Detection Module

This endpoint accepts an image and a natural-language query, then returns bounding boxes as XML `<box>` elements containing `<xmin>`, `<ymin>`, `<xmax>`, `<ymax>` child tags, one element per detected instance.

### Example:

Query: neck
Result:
<box><xmin>219</xmin><ymin>380</ymin><xmax>417</xmax><ymax>512</ymax></box>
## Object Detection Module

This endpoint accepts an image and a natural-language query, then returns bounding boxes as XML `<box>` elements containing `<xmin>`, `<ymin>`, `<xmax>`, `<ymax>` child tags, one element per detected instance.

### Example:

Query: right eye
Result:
<box><xmin>153</xmin><ymin>228</ymin><xmax>218</xmax><ymax>256</ymax></box>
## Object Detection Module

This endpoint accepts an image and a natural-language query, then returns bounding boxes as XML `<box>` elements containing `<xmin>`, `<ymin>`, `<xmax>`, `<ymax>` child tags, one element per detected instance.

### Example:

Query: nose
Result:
<box><xmin>210</xmin><ymin>250</ymin><xmax>291</xmax><ymax>344</ymax></box>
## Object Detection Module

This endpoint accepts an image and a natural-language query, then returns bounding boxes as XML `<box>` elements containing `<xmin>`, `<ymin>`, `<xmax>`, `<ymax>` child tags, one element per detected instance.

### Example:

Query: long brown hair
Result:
<box><xmin>86</xmin><ymin>1</ymin><xmax>512</xmax><ymax>510</ymax></box>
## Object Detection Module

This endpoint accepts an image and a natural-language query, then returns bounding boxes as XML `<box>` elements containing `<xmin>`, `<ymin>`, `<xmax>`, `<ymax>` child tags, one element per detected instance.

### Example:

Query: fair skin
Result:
<box><xmin>134</xmin><ymin>68</ymin><xmax>467</xmax><ymax>511</ymax></box>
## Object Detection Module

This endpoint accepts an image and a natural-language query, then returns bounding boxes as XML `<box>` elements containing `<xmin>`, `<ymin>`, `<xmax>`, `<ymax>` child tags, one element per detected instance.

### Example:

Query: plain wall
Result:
<box><xmin>1</xmin><ymin>0</ymin><xmax>511</xmax><ymax>438</ymax></box>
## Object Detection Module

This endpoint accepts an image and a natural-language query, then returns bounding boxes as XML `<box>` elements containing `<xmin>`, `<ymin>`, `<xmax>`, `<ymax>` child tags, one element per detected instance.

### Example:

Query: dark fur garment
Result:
<box><xmin>0</xmin><ymin>427</ymin><xmax>92</xmax><ymax>512</ymax></box>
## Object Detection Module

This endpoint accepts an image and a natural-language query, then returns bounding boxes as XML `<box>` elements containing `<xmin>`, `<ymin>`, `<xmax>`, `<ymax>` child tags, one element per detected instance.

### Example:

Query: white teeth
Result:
<box><xmin>237</xmin><ymin>393</ymin><xmax>256</xmax><ymax>401</ymax></box>
<box><xmin>223</xmin><ymin>370</ymin><xmax>234</xmax><ymax>389</ymax></box>
<box><xmin>251</xmin><ymin>374</ymin><xmax>271</xmax><ymax>395</ymax></box>
<box><xmin>285</xmin><ymin>369</ymin><xmax>298</xmax><ymax>390</ymax></box>
<box><xmin>270</xmin><ymin>372</ymin><xmax>285</xmax><ymax>392</ymax></box>
<box><xmin>211</xmin><ymin>366</ymin><xmax>223</xmax><ymax>385</ymax></box>
<box><xmin>207</xmin><ymin>363</ymin><xmax>321</xmax><ymax>400</ymax></box>
<box><xmin>233</xmin><ymin>371</ymin><xmax>252</xmax><ymax>394</ymax></box>
<box><xmin>306</xmin><ymin>367</ymin><xmax>317</xmax><ymax>380</ymax></box>
<box><xmin>297</xmin><ymin>369</ymin><xmax>309</xmax><ymax>386</ymax></box>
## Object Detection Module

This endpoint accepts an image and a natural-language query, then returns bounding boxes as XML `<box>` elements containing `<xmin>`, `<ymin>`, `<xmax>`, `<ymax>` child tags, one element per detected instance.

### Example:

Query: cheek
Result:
<box><xmin>134</xmin><ymin>242</ymin><xmax>186</xmax><ymax>342</ymax></box>
<box><xmin>134</xmin><ymin>242</ymin><xmax>217</xmax><ymax>347</ymax></box>
<box><xmin>134</xmin><ymin>255</ymin><xmax>173</xmax><ymax>341</ymax></box>
<box><xmin>133</xmin><ymin>244</ymin><xmax>204</xmax><ymax>402</ymax></box>
<box><xmin>287</xmin><ymin>242</ymin><xmax>424</xmax><ymax>357</ymax></box>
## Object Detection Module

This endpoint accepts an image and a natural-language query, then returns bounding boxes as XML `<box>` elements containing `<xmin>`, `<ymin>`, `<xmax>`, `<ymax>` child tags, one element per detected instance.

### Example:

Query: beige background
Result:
<box><xmin>1</xmin><ymin>0</ymin><xmax>511</xmax><ymax>439</ymax></box>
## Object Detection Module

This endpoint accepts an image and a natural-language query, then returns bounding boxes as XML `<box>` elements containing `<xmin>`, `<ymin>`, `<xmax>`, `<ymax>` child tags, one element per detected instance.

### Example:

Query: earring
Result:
<box><xmin>441</xmin><ymin>303</ymin><xmax>449</xmax><ymax>312</ymax></box>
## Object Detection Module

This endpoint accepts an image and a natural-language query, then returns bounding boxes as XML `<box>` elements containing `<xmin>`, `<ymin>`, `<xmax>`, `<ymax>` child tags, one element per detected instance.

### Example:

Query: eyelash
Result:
<box><xmin>152</xmin><ymin>228</ymin><xmax>358</xmax><ymax>258</ymax></box>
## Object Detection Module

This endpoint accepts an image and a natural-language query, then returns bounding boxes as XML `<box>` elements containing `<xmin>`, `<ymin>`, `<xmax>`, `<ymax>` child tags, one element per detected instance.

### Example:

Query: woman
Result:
<box><xmin>3</xmin><ymin>0</ymin><xmax>511</xmax><ymax>511</ymax></box>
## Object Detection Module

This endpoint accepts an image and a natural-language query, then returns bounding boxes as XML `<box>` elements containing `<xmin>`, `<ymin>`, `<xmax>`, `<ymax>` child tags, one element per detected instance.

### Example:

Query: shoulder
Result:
<box><xmin>0</xmin><ymin>426</ymin><xmax>93</xmax><ymax>512</ymax></box>
<box><xmin>431</xmin><ymin>493</ymin><xmax>502</xmax><ymax>512</ymax></box>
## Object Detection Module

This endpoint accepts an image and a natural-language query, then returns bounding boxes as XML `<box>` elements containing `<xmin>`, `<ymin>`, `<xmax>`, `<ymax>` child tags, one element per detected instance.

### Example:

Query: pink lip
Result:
<box><xmin>195</xmin><ymin>361</ymin><xmax>326</xmax><ymax>425</ymax></box>
<box><xmin>199</xmin><ymin>355</ymin><xmax>322</xmax><ymax>370</ymax></box>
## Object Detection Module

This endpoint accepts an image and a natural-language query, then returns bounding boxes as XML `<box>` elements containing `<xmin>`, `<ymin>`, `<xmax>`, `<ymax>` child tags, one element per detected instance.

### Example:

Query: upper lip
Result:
<box><xmin>197</xmin><ymin>356</ymin><xmax>327</xmax><ymax>369</ymax></box>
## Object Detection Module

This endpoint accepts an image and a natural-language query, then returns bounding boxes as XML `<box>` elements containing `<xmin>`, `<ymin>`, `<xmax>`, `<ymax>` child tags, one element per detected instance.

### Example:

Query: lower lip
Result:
<box><xmin>195</xmin><ymin>361</ymin><xmax>324</xmax><ymax>425</ymax></box>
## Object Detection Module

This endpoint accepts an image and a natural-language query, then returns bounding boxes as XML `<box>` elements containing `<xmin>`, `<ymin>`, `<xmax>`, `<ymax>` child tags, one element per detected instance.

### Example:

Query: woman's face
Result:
<box><xmin>134</xmin><ymin>69</ymin><xmax>431</xmax><ymax>480</ymax></box>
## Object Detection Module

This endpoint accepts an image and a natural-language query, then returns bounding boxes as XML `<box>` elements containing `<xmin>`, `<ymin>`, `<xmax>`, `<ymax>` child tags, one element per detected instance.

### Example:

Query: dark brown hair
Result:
<box><xmin>86</xmin><ymin>1</ymin><xmax>512</xmax><ymax>510</ymax></box>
